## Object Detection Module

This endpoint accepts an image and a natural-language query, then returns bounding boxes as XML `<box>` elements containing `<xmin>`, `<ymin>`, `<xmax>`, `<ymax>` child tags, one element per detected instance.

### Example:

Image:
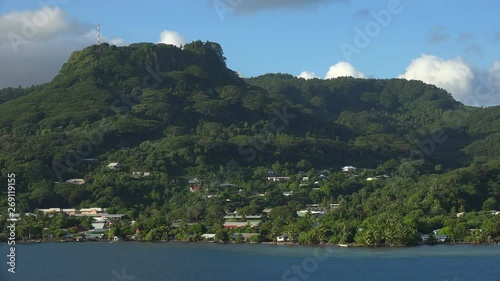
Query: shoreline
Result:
<box><xmin>11</xmin><ymin>239</ymin><xmax>500</xmax><ymax>248</ymax></box>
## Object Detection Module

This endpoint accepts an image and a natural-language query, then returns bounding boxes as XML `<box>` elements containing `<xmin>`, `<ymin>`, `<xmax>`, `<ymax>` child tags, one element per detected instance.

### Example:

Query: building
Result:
<box><xmin>66</xmin><ymin>179</ymin><xmax>85</xmax><ymax>185</ymax></box>
<box><xmin>277</xmin><ymin>234</ymin><xmax>290</xmax><ymax>242</ymax></box>
<box><xmin>201</xmin><ymin>234</ymin><xmax>216</xmax><ymax>241</ymax></box>
<box><xmin>107</xmin><ymin>163</ymin><xmax>120</xmax><ymax>170</ymax></box>
<box><xmin>267</xmin><ymin>176</ymin><xmax>290</xmax><ymax>182</ymax></box>
<box><xmin>38</xmin><ymin>208</ymin><xmax>62</xmax><ymax>214</ymax></box>
<box><xmin>223</xmin><ymin>215</ymin><xmax>262</xmax><ymax>228</ymax></box>
<box><xmin>79</xmin><ymin>207</ymin><xmax>106</xmax><ymax>215</ymax></box>
<box><xmin>341</xmin><ymin>166</ymin><xmax>357</xmax><ymax>172</ymax></box>
<box><xmin>190</xmin><ymin>185</ymin><xmax>202</xmax><ymax>192</ymax></box>
<box><xmin>132</xmin><ymin>172</ymin><xmax>151</xmax><ymax>178</ymax></box>
<box><xmin>62</xmin><ymin>209</ymin><xmax>78</xmax><ymax>215</ymax></box>
<box><xmin>421</xmin><ymin>234</ymin><xmax>448</xmax><ymax>243</ymax></box>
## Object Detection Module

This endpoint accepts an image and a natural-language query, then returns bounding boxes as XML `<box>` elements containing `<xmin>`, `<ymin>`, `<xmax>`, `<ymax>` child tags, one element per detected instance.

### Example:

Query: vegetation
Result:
<box><xmin>1</xmin><ymin>41</ymin><xmax>500</xmax><ymax>246</ymax></box>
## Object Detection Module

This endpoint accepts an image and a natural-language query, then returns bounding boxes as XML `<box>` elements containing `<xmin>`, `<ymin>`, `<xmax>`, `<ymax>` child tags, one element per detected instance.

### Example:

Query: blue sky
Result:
<box><xmin>0</xmin><ymin>0</ymin><xmax>499</xmax><ymax>105</ymax></box>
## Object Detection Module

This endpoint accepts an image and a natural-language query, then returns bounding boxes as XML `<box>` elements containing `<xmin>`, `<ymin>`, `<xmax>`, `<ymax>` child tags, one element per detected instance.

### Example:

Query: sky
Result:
<box><xmin>0</xmin><ymin>0</ymin><xmax>499</xmax><ymax>106</ymax></box>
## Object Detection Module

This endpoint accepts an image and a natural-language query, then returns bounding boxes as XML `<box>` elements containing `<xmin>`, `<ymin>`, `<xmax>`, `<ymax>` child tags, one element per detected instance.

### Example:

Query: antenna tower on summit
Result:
<box><xmin>97</xmin><ymin>23</ymin><xmax>100</xmax><ymax>45</ymax></box>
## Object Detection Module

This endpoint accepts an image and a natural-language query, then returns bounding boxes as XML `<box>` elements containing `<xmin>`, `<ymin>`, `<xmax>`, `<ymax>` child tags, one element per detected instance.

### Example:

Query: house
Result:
<box><xmin>92</xmin><ymin>221</ymin><xmax>106</xmax><ymax>230</ymax></box>
<box><xmin>317</xmin><ymin>174</ymin><xmax>328</xmax><ymax>180</ymax></box>
<box><xmin>421</xmin><ymin>234</ymin><xmax>448</xmax><ymax>243</ymax></box>
<box><xmin>79</xmin><ymin>207</ymin><xmax>106</xmax><ymax>215</ymax></box>
<box><xmin>188</xmin><ymin>178</ymin><xmax>201</xmax><ymax>185</ymax></box>
<box><xmin>223</xmin><ymin>215</ymin><xmax>262</xmax><ymax>228</ymax></box>
<box><xmin>341</xmin><ymin>166</ymin><xmax>357</xmax><ymax>172</ymax></box>
<box><xmin>107</xmin><ymin>163</ymin><xmax>120</xmax><ymax>170</ymax></box>
<box><xmin>62</xmin><ymin>209</ymin><xmax>78</xmax><ymax>215</ymax></box>
<box><xmin>85</xmin><ymin>233</ymin><xmax>104</xmax><ymax>241</ymax></box>
<box><xmin>456</xmin><ymin>212</ymin><xmax>466</xmax><ymax>218</ymax></box>
<box><xmin>491</xmin><ymin>210</ymin><xmax>500</xmax><ymax>215</ymax></box>
<box><xmin>366</xmin><ymin>177</ymin><xmax>377</xmax><ymax>181</ymax></box>
<box><xmin>302</xmin><ymin>177</ymin><xmax>309</xmax><ymax>181</ymax></box>
<box><xmin>38</xmin><ymin>208</ymin><xmax>62</xmax><ymax>214</ymax></box>
<box><xmin>190</xmin><ymin>185</ymin><xmax>202</xmax><ymax>192</ymax></box>
<box><xmin>283</xmin><ymin>191</ymin><xmax>293</xmax><ymax>197</ymax></box>
<box><xmin>201</xmin><ymin>234</ymin><xmax>216</xmax><ymax>241</ymax></box>
<box><xmin>132</xmin><ymin>172</ymin><xmax>151</xmax><ymax>178</ymax></box>
<box><xmin>66</xmin><ymin>179</ymin><xmax>85</xmax><ymax>185</ymax></box>
<box><xmin>277</xmin><ymin>234</ymin><xmax>290</xmax><ymax>242</ymax></box>
<box><xmin>267</xmin><ymin>176</ymin><xmax>290</xmax><ymax>182</ymax></box>
<box><xmin>262</xmin><ymin>208</ymin><xmax>273</xmax><ymax>214</ymax></box>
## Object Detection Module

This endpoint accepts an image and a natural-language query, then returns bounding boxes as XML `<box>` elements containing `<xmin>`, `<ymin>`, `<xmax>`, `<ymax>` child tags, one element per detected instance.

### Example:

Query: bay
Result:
<box><xmin>1</xmin><ymin>242</ymin><xmax>499</xmax><ymax>281</ymax></box>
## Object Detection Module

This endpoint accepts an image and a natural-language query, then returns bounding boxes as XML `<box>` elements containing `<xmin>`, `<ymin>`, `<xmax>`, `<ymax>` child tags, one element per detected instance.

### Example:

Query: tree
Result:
<box><xmin>215</xmin><ymin>229</ymin><xmax>229</xmax><ymax>242</ymax></box>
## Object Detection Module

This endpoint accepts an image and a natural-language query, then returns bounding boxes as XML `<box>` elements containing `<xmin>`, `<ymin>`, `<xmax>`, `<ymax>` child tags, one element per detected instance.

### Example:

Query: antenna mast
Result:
<box><xmin>97</xmin><ymin>23</ymin><xmax>100</xmax><ymax>45</ymax></box>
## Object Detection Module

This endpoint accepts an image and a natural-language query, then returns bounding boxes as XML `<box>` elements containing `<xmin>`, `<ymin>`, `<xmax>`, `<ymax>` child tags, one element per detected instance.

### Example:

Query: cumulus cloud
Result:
<box><xmin>298</xmin><ymin>71</ymin><xmax>318</xmax><ymax>79</ymax></box>
<box><xmin>325</xmin><ymin>61</ymin><xmax>366</xmax><ymax>79</ymax></box>
<box><xmin>158</xmin><ymin>30</ymin><xmax>187</xmax><ymax>47</ymax></box>
<box><xmin>219</xmin><ymin>0</ymin><xmax>349</xmax><ymax>15</ymax></box>
<box><xmin>398</xmin><ymin>54</ymin><xmax>473</xmax><ymax>101</ymax></box>
<box><xmin>0</xmin><ymin>7</ymin><xmax>124</xmax><ymax>88</ymax></box>
<box><xmin>398</xmin><ymin>54</ymin><xmax>500</xmax><ymax>106</ymax></box>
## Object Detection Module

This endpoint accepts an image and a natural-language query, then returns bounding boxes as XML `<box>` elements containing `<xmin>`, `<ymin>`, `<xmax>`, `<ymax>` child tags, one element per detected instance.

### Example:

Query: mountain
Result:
<box><xmin>0</xmin><ymin>41</ymin><xmax>499</xmax><ymax>229</ymax></box>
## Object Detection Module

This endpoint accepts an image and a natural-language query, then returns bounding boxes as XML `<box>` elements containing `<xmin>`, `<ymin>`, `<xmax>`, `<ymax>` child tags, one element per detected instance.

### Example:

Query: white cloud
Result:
<box><xmin>0</xmin><ymin>7</ymin><xmax>125</xmax><ymax>88</ymax></box>
<box><xmin>325</xmin><ymin>61</ymin><xmax>366</xmax><ymax>79</ymax></box>
<box><xmin>158</xmin><ymin>30</ymin><xmax>187</xmax><ymax>47</ymax></box>
<box><xmin>398</xmin><ymin>54</ymin><xmax>500</xmax><ymax>106</ymax></box>
<box><xmin>0</xmin><ymin>7</ymin><xmax>89</xmax><ymax>42</ymax></box>
<box><xmin>398</xmin><ymin>54</ymin><xmax>474</xmax><ymax>103</ymax></box>
<box><xmin>298</xmin><ymin>71</ymin><xmax>317</xmax><ymax>79</ymax></box>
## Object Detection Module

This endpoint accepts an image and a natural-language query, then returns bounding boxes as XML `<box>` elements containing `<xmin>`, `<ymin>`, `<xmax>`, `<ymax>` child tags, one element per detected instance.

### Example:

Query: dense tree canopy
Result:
<box><xmin>1</xmin><ymin>42</ymin><xmax>500</xmax><ymax>246</ymax></box>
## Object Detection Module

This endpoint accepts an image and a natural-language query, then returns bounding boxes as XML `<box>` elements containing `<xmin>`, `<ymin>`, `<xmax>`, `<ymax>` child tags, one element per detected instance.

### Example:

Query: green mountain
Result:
<box><xmin>1</xmin><ymin>41</ymin><xmax>499</xmax><ymax>245</ymax></box>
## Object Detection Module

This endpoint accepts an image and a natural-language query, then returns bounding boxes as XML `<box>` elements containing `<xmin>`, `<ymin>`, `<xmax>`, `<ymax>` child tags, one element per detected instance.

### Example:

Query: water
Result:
<box><xmin>1</xmin><ymin>242</ymin><xmax>499</xmax><ymax>281</ymax></box>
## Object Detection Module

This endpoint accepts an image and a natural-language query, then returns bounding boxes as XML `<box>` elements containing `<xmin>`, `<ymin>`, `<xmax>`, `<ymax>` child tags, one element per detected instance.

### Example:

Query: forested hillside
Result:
<box><xmin>1</xmin><ymin>42</ymin><xmax>499</xmax><ymax>246</ymax></box>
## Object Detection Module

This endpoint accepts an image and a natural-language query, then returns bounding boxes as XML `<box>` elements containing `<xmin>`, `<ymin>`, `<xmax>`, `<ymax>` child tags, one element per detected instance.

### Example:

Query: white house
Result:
<box><xmin>283</xmin><ymin>191</ymin><xmax>293</xmax><ymax>197</ymax></box>
<box><xmin>267</xmin><ymin>176</ymin><xmax>290</xmax><ymax>182</ymax></box>
<box><xmin>66</xmin><ymin>179</ymin><xmax>85</xmax><ymax>185</ymax></box>
<box><xmin>341</xmin><ymin>166</ymin><xmax>357</xmax><ymax>172</ymax></box>
<box><xmin>201</xmin><ymin>234</ymin><xmax>216</xmax><ymax>241</ymax></box>
<box><xmin>107</xmin><ymin>163</ymin><xmax>120</xmax><ymax>170</ymax></box>
<box><xmin>38</xmin><ymin>208</ymin><xmax>62</xmax><ymax>214</ymax></box>
<box><xmin>277</xmin><ymin>234</ymin><xmax>290</xmax><ymax>242</ymax></box>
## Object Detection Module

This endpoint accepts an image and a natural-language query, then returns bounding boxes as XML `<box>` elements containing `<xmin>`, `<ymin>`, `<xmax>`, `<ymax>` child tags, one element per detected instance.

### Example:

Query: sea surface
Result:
<box><xmin>1</xmin><ymin>242</ymin><xmax>499</xmax><ymax>281</ymax></box>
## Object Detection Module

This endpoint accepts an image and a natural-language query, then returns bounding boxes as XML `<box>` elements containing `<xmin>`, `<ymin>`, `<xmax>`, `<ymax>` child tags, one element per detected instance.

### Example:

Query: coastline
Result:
<box><xmin>12</xmin><ymin>239</ymin><xmax>500</xmax><ymax>248</ymax></box>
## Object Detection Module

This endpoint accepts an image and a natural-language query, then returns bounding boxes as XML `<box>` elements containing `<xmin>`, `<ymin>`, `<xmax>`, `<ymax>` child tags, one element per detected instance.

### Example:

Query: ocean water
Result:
<box><xmin>1</xmin><ymin>242</ymin><xmax>499</xmax><ymax>281</ymax></box>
